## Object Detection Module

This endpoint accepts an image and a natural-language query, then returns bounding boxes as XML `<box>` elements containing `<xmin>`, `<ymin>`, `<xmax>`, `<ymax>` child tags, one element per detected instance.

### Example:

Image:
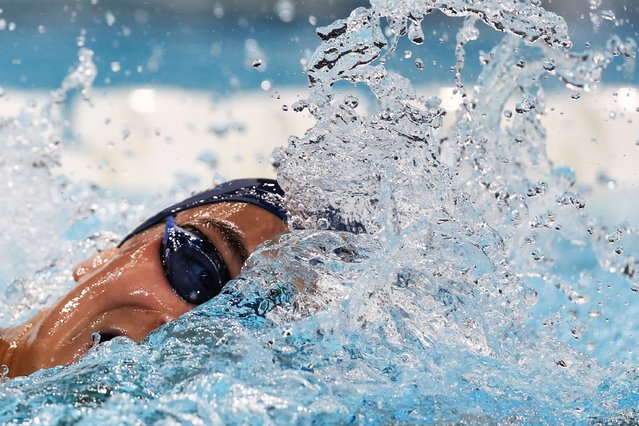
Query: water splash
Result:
<box><xmin>0</xmin><ymin>0</ymin><xmax>638</xmax><ymax>423</ymax></box>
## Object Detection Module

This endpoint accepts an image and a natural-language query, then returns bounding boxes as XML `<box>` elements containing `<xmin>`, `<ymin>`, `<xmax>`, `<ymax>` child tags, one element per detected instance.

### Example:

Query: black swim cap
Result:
<box><xmin>119</xmin><ymin>178</ymin><xmax>287</xmax><ymax>246</ymax></box>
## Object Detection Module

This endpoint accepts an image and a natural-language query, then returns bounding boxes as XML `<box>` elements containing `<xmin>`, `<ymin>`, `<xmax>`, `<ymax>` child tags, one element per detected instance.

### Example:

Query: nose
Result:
<box><xmin>5</xmin><ymin>237</ymin><xmax>192</xmax><ymax>377</ymax></box>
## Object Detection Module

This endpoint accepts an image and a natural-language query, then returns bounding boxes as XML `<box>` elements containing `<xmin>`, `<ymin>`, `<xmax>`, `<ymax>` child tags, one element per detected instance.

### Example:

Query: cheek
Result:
<box><xmin>99</xmin><ymin>241</ymin><xmax>193</xmax><ymax>314</ymax></box>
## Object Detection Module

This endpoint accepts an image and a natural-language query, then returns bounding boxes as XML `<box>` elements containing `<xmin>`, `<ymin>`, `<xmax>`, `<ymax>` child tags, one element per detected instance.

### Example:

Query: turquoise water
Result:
<box><xmin>1</xmin><ymin>0</ymin><xmax>639</xmax><ymax>424</ymax></box>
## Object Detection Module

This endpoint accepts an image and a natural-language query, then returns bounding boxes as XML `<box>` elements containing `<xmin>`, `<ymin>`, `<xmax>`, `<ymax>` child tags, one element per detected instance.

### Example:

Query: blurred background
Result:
<box><xmin>0</xmin><ymin>0</ymin><xmax>636</xmax><ymax>209</ymax></box>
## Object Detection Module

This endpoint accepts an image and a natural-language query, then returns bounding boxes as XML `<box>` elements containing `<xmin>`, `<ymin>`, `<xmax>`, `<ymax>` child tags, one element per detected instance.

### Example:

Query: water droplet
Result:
<box><xmin>516</xmin><ymin>59</ymin><xmax>526</xmax><ymax>68</ymax></box>
<box><xmin>344</xmin><ymin>95</ymin><xmax>359</xmax><ymax>108</ymax></box>
<box><xmin>600</xmin><ymin>9</ymin><xmax>616</xmax><ymax>21</ymax></box>
<box><xmin>532</xmin><ymin>250</ymin><xmax>544</xmax><ymax>261</ymax></box>
<box><xmin>609</xmin><ymin>111</ymin><xmax>616</xmax><ymax>119</ymax></box>
<box><xmin>543</xmin><ymin>58</ymin><xmax>556</xmax><ymax>71</ymax></box>
<box><xmin>569</xmin><ymin>293</ymin><xmax>589</xmax><ymax>305</ymax></box>
<box><xmin>105</xmin><ymin>11</ymin><xmax>116</xmax><ymax>27</ymax></box>
<box><xmin>245</xmin><ymin>39</ymin><xmax>267</xmax><ymax>71</ymax></box>
<box><xmin>524</xmin><ymin>289</ymin><xmax>538</xmax><ymax>308</ymax></box>
<box><xmin>408</xmin><ymin>20</ymin><xmax>424</xmax><ymax>45</ymax></box>
<box><xmin>292</xmin><ymin>100</ymin><xmax>308</xmax><ymax>112</ymax></box>
<box><xmin>275</xmin><ymin>0</ymin><xmax>295</xmax><ymax>23</ymax></box>
<box><xmin>308</xmin><ymin>15</ymin><xmax>317</xmax><ymax>26</ymax></box>
<box><xmin>503</xmin><ymin>109</ymin><xmax>513</xmax><ymax>118</ymax></box>
<box><xmin>110</xmin><ymin>61</ymin><xmax>121</xmax><ymax>72</ymax></box>
<box><xmin>571</xmin><ymin>92</ymin><xmax>581</xmax><ymax>100</ymax></box>
<box><xmin>404</xmin><ymin>50</ymin><xmax>412</xmax><ymax>59</ymax></box>
<box><xmin>615</xmin><ymin>246</ymin><xmax>624</xmax><ymax>255</ymax></box>
<box><xmin>515</xmin><ymin>101</ymin><xmax>532</xmax><ymax>114</ymax></box>
<box><xmin>213</xmin><ymin>3</ymin><xmax>224</xmax><ymax>19</ymax></box>
<box><xmin>415</xmin><ymin>58</ymin><xmax>425</xmax><ymax>70</ymax></box>
<box><xmin>317</xmin><ymin>218</ymin><xmax>330</xmax><ymax>229</ymax></box>
<box><xmin>260</xmin><ymin>80</ymin><xmax>271</xmax><ymax>91</ymax></box>
<box><xmin>282</xmin><ymin>104</ymin><xmax>289</xmax><ymax>111</ymax></box>
<box><xmin>91</xmin><ymin>332</ymin><xmax>101</xmax><ymax>346</ymax></box>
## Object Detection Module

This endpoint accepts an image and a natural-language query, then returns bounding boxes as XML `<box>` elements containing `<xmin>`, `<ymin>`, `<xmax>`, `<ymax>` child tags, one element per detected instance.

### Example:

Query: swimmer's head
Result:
<box><xmin>0</xmin><ymin>179</ymin><xmax>288</xmax><ymax>377</ymax></box>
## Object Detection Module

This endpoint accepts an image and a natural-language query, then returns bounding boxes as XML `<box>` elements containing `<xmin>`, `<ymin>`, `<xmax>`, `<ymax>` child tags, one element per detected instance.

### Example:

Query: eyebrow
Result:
<box><xmin>198</xmin><ymin>218</ymin><xmax>250</xmax><ymax>264</ymax></box>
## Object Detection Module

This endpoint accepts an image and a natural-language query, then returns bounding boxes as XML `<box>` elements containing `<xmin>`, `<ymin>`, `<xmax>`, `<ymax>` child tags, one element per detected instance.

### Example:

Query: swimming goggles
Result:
<box><xmin>161</xmin><ymin>216</ymin><xmax>230</xmax><ymax>305</ymax></box>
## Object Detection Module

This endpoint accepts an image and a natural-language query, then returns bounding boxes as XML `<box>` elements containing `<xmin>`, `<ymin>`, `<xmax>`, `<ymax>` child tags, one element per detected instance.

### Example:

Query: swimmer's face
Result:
<box><xmin>0</xmin><ymin>202</ymin><xmax>287</xmax><ymax>377</ymax></box>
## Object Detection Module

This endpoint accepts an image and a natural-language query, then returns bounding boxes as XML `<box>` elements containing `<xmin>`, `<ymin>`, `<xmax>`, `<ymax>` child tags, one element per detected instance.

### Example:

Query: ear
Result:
<box><xmin>72</xmin><ymin>247</ymin><xmax>119</xmax><ymax>282</ymax></box>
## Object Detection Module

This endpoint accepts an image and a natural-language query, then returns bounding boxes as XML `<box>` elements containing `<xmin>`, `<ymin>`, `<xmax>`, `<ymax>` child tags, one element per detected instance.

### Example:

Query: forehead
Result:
<box><xmin>122</xmin><ymin>201</ymin><xmax>287</xmax><ymax>252</ymax></box>
<box><xmin>174</xmin><ymin>201</ymin><xmax>281</xmax><ymax>225</ymax></box>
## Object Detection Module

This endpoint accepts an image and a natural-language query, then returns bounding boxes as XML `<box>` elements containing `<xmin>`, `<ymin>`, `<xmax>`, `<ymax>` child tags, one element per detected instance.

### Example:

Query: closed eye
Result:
<box><xmin>197</xmin><ymin>218</ymin><xmax>249</xmax><ymax>267</ymax></box>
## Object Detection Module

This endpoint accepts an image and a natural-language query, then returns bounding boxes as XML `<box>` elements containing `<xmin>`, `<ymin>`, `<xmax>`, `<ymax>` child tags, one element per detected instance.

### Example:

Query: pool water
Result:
<box><xmin>1</xmin><ymin>0</ymin><xmax>639</xmax><ymax>424</ymax></box>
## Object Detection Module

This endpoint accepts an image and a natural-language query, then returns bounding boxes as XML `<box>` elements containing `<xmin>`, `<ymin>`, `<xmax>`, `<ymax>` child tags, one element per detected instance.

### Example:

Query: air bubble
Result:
<box><xmin>404</xmin><ymin>50</ymin><xmax>412</xmax><ymax>59</ymax></box>
<box><xmin>415</xmin><ymin>58</ymin><xmax>425</xmax><ymax>70</ymax></box>
<box><xmin>252</xmin><ymin>59</ymin><xmax>263</xmax><ymax>68</ymax></box>
<box><xmin>110</xmin><ymin>62</ymin><xmax>121</xmax><ymax>73</ymax></box>
<box><xmin>260</xmin><ymin>80</ymin><xmax>271</xmax><ymax>91</ymax></box>
<box><xmin>38</xmin><ymin>25</ymin><xmax>46</xmax><ymax>34</ymax></box>
<box><xmin>308</xmin><ymin>15</ymin><xmax>317</xmax><ymax>26</ymax></box>
<box><xmin>571</xmin><ymin>92</ymin><xmax>581</xmax><ymax>100</ymax></box>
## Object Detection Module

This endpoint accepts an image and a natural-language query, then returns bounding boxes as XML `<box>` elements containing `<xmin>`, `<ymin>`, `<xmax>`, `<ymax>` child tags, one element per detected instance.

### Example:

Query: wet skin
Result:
<box><xmin>0</xmin><ymin>202</ymin><xmax>287</xmax><ymax>377</ymax></box>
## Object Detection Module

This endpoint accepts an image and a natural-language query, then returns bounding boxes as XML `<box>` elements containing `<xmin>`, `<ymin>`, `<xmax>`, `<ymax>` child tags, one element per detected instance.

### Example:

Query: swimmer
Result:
<box><xmin>0</xmin><ymin>178</ymin><xmax>288</xmax><ymax>378</ymax></box>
